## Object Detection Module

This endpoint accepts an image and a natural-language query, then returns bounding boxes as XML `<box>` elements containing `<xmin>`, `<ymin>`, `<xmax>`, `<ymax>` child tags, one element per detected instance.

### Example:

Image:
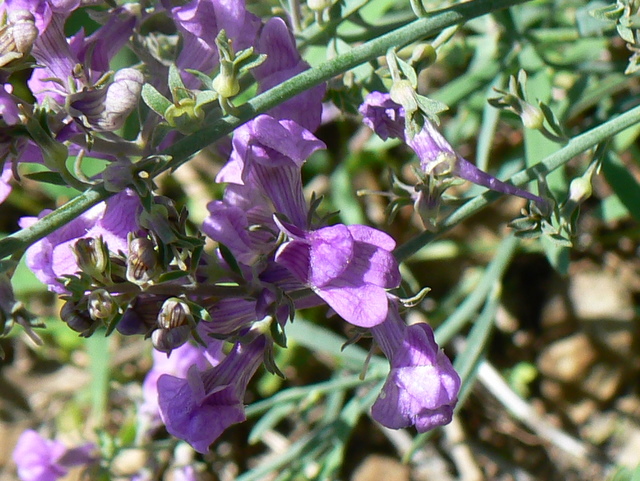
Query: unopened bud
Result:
<box><xmin>88</xmin><ymin>289</ymin><xmax>117</xmax><ymax>321</ymax></box>
<box><xmin>0</xmin><ymin>10</ymin><xmax>37</xmax><ymax>68</ymax></box>
<box><xmin>165</xmin><ymin>98</ymin><xmax>204</xmax><ymax>134</ymax></box>
<box><xmin>157</xmin><ymin>297</ymin><xmax>191</xmax><ymax>329</ymax></box>
<box><xmin>567</xmin><ymin>173</ymin><xmax>593</xmax><ymax>206</ymax></box>
<box><xmin>308</xmin><ymin>0</ymin><xmax>333</xmax><ymax>11</ymax></box>
<box><xmin>521</xmin><ymin>103</ymin><xmax>544</xmax><ymax>130</ymax></box>
<box><xmin>212</xmin><ymin>72</ymin><xmax>240</xmax><ymax>98</ymax></box>
<box><xmin>414</xmin><ymin>183</ymin><xmax>441</xmax><ymax>230</ymax></box>
<box><xmin>60</xmin><ymin>300</ymin><xmax>98</xmax><ymax>337</ymax></box>
<box><xmin>74</xmin><ymin>237</ymin><xmax>109</xmax><ymax>280</ymax></box>
<box><xmin>151</xmin><ymin>325</ymin><xmax>191</xmax><ymax>353</ymax></box>
<box><xmin>126</xmin><ymin>237</ymin><xmax>158</xmax><ymax>285</ymax></box>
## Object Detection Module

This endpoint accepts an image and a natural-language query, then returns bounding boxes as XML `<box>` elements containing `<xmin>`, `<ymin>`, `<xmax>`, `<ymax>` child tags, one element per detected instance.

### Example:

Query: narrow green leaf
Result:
<box><xmin>23</xmin><ymin>171</ymin><xmax>66</xmax><ymax>186</ymax></box>
<box><xmin>248</xmin><ymin>403</ymin><xmax>295</xmax><ymax>444</ymax></box>
<box><xmin>141</xmin><ymin>83</ymin><xmax>172</xmax><ymax>117</ymax></box>
<box><xmin>602</xmin><ymin>152</ymin><xmax>640</xmax><ymax>223</ymax></box>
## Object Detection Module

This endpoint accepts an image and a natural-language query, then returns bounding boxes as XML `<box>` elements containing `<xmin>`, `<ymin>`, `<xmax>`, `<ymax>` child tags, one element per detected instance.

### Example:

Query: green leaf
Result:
<box><xmin>168</xmin><ymin>64</ymin><xmax>190</xmax><ymax>101</ymax></box>
<box><xmin>141</xmin><ymin>83</ymin><xmax>172</xmax><ymax>117</ymax></box>
<box><xmin>248</xmin><ymin>402</ymin><xmax>296</xmax><ymax>444</ymax></box>
<box><xmin>194</xmin><ymin>90</ymin><xmax>218</xmax><ymax>109</ymax></box>
<box><xmin>23</xmin><ymin>171</ymin><xmax>66</xmax><ymax>186</ymax></box>
<box><xmin>617</xmin><ymin>23</ymin><xmax>635</xmax><ymax>43</ymax></box>
<box><xmin>602</xmin><ymin>152</ymin><xmax>640</xmax><ymax>222</ymax></box>
<box><xmin>396</xmin><ymin>55</ymin><xmax>417</xmax><ymax>87</ymax></box>
<box><xmin>589</xmin><ymin>2</ymin><xmax>624</xmax><ymax>21</ymax></box>
<box><xmin>416</xmin><ymin>94</ymin><xmax>449</xmax><ymax>122</ymax></box>
<box><xmin>156</xmin><ymin>270</ymin><xmax>190</xmax><ymax>283</ymax></box>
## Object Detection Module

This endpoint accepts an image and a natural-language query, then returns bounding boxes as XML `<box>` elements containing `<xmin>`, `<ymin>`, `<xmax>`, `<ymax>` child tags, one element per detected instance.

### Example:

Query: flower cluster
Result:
<box><xmin>4</xmin><ymin>0</ymin><xmax>466</xmax><ymax>471</ymax></box>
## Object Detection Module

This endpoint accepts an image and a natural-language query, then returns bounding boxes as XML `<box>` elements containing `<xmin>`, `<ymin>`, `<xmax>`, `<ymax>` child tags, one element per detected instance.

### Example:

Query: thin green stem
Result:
<box><xmin>434</xmin><ymin>234</ymin><xmax>518</xmax><ymax>346</ymax></box>
<box><xmin>0</xmin><ymin>0</ymin><xmax>532</xmax><ymax>260</ymax></box>
<box><xmin>245</xmin><ymin>374</ymin><xmax>381</xmax><ymax>418</ymax></box>
<box><xmin>288</xmin><ymin>0</ymin><xmax>302</xmax><ymax>33</ymax></box>
<box><xmin>394</xmin><ymin>102</ymin><xmax>640</xmax><ymax>261</ymax></box>
<box><xmin>0</xmin><ymin>186</ymin><xmax>110</xmax><ymax>259</ymax></box>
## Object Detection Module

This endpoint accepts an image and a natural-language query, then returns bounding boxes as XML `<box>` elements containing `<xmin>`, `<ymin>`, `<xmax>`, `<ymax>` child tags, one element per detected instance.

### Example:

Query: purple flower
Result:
<box><xmin>19</xmin><ymin>189</ymin><xmax>142</xmax><ymax>293</ymax></box>
<box><xmin>0</xmin><ymin>161</ymin><xmax>13</xmax><ymax>204</ymax></box>
<box><xmin>217</xmin><ymin>115</ymin><xmax>325</xmax><ymax>228</ymax></box>
<box><xmin>26</xmin><ymin>5</ymin><xmax>135</xmax><ymax>106</ymax></box>
<box><xmin>67</xmin><ymin>68</ymin><xmax>144</xmax><ymax>132</ymax></box>
<box><xmin>0</xmin><ymin>83</ymin><xmax>27</xmax><ymax>203</ymax></box>
<box><xmin>12</xmin><ymin>430</ymin><xmax>96</xmax><ymax>481</ymax></box>
<box><xmin>252</xmin><ymin>17</ymin><xmax>326</xmax><ymax>132</ymax></box>
<box><xmin>198</xmin><ymin>297</ymin><xmax>260</xmax><ymax>337</ymax></box>
<box><xmin>359</xmin><ymin>92</ymin><xmax>546</xmax><ymax>206</ymax></box>
<box><xmin>275</xmin><ymin>221</ymin><xmax>401</xmax><ymax>327</ymax></box>
<box><xmin>157</xmin><ymin>335</ymin><xmax>266</xmax><ymax>453</ymax></box>
<box><xmin>371</xmin><ymin>305</ymin><xmax>460</xmax><ymax>432</ymax></box>
<box><xmin>202</xmin><ymin>183</ymin><xmax>277</xmax><ymax>265</ymax></box>
<box><xmin>358</xmin><ymin>91</ymin><xmax>405</xmax><ymax>141</ymax></box>
<box><xmin>140</xmin><ymin>341</ymin><xmax>225</xmax><ymax>430</ymax></box>
<box><xmin>0</xmin><ymin>84</ymin><xmax>21</xmax><ymax>125</ymax></box>
<box><xmin>171</xmin><ymin>0</ymin><xmax>260</xmax><ymax>85</ymax></box>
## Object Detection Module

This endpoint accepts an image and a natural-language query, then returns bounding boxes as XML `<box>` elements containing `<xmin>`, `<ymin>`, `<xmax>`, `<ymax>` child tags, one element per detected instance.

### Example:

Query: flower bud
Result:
<box><xmin>308</xmin><ymin>0</ymin><xmax>333</xmax><ymax>11</ymax></box>
<box><xmin>151</xmin><ymin>325</ymin><xmax>191</xmax><ymax>353</ymax></box>
<box><xmin>88</xmin><ymin>289</ymin><xmax>117</xmax><ymax>321</ymax></box>
<box><xmin>521</xmin><ymin>102</ymin><xmax>545</xmax><ymax>130</ymax></box>
<box><xmin>126</xmin><ymin>237</ymin><xmax>158</xmax><ymax>285</ymax></box>
<box><xmin>413</xmin><ymin>182</ymin><xmax>443</xmax><ymax>230</ymax></box>
<box><xmin>157</xmin><ymin>297</ymin><xmax>191</xmax><ymax>330</ymax></box>
<box><xmin>165</xmin><ymin>98</ymin><xmax>205</xmax><ymax>135</ymax></box>
<box><xmin>212</xmin><ymin>72</ymin><xmax>240</xmax><ymax>98</ymax></box>
<box><xmin>0</xmin><ymin>10</ymin><xmax>38</xmax><ymax>69</ymax></box>
<box><xmin>74</xmin><ymin>237</ymin><xmax>109</xmax><ymax>280</ymax></box>
<box><xmin>60</xmin><ymin>301</ymin><xmax>98</xmax><ymax>337</ymax></box>
<box><xmin>568</xmin><ymin>175</ymin><xmax>593</xmax><ymax>205</ymax></box>
<box><xmin>67</xmin><ymin>69</ymin><xmax>144</xmax><ymax>132</ymax></box>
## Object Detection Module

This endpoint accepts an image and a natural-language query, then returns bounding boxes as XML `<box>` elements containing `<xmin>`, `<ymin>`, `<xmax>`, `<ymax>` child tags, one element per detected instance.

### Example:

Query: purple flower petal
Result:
<box><xmin>253</xmin><ymin>18</ymin><xmax>325</xmax><ymax>132</ymax></box>
<box><xmin>314</xmin><ymin>281</ymin><xmax>390</xmax><ymax>327</ymax></box>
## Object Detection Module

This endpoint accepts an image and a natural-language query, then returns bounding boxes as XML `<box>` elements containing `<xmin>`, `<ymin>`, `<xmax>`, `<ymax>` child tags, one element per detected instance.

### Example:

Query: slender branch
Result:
<box><xmin>477</xmin><ymin>360</ymin><xmax>597</xmax><ymax>463</ymax></box>
<box><xmin>0</xmin><ymin>186</ymin><xmax>111</xmax><ymax>259</ymax></box>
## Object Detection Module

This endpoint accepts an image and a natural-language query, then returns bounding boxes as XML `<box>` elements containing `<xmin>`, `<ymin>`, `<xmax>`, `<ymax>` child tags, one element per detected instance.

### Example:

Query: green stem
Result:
<box><xmin>434</xmin><ymin>234</ymin><xmax>518</xmax><ymax>346</ymax></box>
<box><xmin>288</xmin><ymin>0</ymin><xmax>302</xmax><ymax>33</ymax></box>
<box><xmin>0</xmin><ymin>186</ymin><xmax>110</xmax><ymax>259</ymax></box>
<box><xmin>394</xmin><ymin>102</ymin><xmax>640</xmax><ymax>261</ymax></box>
